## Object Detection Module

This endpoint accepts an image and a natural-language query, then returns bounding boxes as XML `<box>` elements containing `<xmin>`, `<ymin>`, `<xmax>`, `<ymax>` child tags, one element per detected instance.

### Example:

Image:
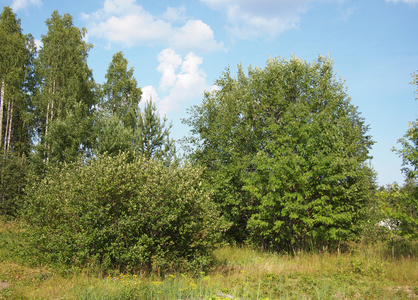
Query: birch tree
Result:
<box><xmin>0</xmin><ymin>6</ymin><xmax>35</xmax><ymax>156</ymax></box>
<box><xmin>34</xmin><ymin>11</ymin><xmax>96</xmax><ymax>165</ymax></box>
<box><xmin>0</xmin><ymin>7</ymin><xmax>35</xmax><ymax>217</ymax></box>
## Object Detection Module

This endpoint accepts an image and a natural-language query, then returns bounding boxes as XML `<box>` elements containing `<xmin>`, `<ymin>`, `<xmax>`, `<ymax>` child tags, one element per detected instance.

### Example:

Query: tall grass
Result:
<box><xmin>1</xmin><ymin>219</ymin><xmax>417</xmax><ymax>299</ymax></box>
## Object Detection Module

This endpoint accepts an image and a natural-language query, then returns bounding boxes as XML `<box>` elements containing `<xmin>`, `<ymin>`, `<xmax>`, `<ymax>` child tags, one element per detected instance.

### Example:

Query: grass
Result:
<box><xmin>1</xmin><ymin>219</ymin><xmax>417</xmax><ymax>299</ymax></box>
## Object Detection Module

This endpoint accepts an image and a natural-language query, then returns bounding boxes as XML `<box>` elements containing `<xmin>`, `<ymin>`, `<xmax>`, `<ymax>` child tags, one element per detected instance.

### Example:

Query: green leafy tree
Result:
<box><xmin>33</xmin><ymin>11</ymin><xmax>96</xmax><ymax>166</ymax></box>
<box><xmin>184</xmin><ymin>56</ymin><xmax>375</xmax><ymax>251</ymax></box>
<box><xmin>0</xmin><ymin>7</ymin><xmax>36</xmax><ymax>217</ymax></box>
<box><xmin>101</xmin><ymin>51</ymin><xmax>141</xmax><ymax>129</ymax></box>
<box><xmin>395</xmin><ymin>72</ymin><xmax>418</xmax><ymax>179</ymax></box>
<box><xmin>94</xmin><ymin>51</ymin><xmax>142</xmax><ymax>157</ymax></box>
<box><xmin>390</xmin><ymin>72</ymin><xmax>418</xmax><ymax>243</ymax></box>
<box><xmin>0</xmin><ymin>6</ymin><xmax>35</xmax><ymax>156</ymax></box>
<box><xmin>135</xmin><ymin>99</ymin><xmax>175</xmax><ymax>161</ymax></box>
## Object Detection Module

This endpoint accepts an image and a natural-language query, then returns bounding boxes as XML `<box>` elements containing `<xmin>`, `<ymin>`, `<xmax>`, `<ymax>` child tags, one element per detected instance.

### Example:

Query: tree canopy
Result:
<box><xmin>184</xmin><ymin>56</ymin><xmax>375</xmax><ymax>251</ymax></box>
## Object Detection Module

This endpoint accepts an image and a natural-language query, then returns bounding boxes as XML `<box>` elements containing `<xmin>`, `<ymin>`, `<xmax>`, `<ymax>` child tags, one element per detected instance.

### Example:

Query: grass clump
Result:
<box><xmin>1</xmin><ymin>219</ymin><xmax>418</xmax><ymax>299</ymax></box>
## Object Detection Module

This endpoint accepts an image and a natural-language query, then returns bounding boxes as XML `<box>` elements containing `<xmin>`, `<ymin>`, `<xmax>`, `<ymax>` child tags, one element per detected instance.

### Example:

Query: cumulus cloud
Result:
<box><xmin>33</xmin><ymin>38</ymin><xmax>43</xmax><ymax>51</ymax></box>
<box><xmin>10</xmin><ymin>0</ymin><xmax>42</xmax><ymax>11</ymax></box>
<box><xmin>82</xmin><ymin>0</ymin><xmax>223</xmax><ymax>52</ymax></box>
<box><xmin>200</xmin><ymin>0</ymin><xmax>314</xmax><ymax>40</ymax></box>
<box><xmin>142</xmin><ymin>48</ymin><xmax>216</xmax><ymax>116</ymax></box>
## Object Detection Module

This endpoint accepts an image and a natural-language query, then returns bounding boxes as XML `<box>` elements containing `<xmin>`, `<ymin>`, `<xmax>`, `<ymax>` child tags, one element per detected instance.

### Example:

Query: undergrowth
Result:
<box><xmin>1</xmin><ymin>219</ymin><xmax>417</xmax><ymax>299</ymax></box>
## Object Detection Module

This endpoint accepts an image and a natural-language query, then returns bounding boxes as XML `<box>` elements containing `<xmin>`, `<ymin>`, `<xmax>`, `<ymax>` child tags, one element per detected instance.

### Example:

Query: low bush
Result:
<box><xmin>23</xmin><ymin>152</ymin><xmax>228</xmax><ymax>273</ymax></box>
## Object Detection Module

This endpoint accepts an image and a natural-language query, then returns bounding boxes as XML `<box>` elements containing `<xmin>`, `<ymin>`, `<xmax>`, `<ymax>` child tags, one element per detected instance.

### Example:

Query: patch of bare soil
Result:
<box><xmin>0</xmin><ymin>281</ymin><xmax>10</xmax><ymax>290</ymax></box>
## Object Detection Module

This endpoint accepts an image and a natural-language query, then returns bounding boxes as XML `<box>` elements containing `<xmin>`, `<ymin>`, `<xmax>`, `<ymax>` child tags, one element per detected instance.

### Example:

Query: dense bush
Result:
<box><xmin>0</xmin><ymin>153</ymin><xmax>28</xmax><ymax>218</ymax></box>
<box><xmin>23</xmin><ymin>152</ymin><xmax>228</xmax><ymax>273</ymax></box>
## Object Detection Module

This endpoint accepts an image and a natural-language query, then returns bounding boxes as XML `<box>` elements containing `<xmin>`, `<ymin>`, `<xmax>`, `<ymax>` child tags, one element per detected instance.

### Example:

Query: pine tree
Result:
<box><xmin>136</xmin><ymin>99</ymin><xmax>175</xmax><ymax>161</ymax></box>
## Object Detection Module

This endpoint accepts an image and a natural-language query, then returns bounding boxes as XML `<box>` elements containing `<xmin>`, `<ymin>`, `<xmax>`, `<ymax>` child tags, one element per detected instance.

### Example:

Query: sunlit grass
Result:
<box><xmin>1</xmin><ymin>219</ymin><xmax>418</xmax><ymax>299</ymax></box>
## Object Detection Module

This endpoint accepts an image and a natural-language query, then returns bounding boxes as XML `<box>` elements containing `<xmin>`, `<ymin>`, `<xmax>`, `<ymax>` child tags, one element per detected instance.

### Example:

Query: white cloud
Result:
<box><xmin>162</xmin><ymin>6</ymin><xmax>187</xmax><ymax>23</ymax></box>
<box><xmin>33</xmin><ymin>38</ymin><xmax>42</xmax><ymax>51</ymax></box>
<box><xmin>143</xmin><ymin>48</ymin><xmax>216</xmax><ymax>116</ymax></box>
<box><xmin>83</xmin><ymin>0</ymin><xmax>223</xmax><ymax>52</ymax></box>
<box><xmin>200</xmin><ymin>0</ymin><xmax>314</xmax><ymax>40</ymax></box>
<box><xmin>10</xmin><ymin>0</ymin><xmax>41</xmax><ymax>11</ymax></box>
<box><xmin>142</xmin><ymin>85</ymin><xmax>160</xmax><ymax>103</ymax></box>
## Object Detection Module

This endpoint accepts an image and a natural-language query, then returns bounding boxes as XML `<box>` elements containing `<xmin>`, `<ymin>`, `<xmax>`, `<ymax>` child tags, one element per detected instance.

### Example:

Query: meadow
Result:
<box><xmin>1</xmin><ymin>219</ymin><xmax>417</xmax><ymax>300</ymax></box>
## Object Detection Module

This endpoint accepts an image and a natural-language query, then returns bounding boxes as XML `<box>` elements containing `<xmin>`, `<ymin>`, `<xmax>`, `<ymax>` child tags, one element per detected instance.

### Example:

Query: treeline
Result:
<box><xmin>0</xmin><ymin>7</ymin><xmax>417</xmax><ymax>273</ymax></box>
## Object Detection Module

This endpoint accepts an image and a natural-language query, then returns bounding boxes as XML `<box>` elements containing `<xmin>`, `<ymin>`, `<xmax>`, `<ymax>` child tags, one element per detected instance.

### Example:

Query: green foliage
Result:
<box><xmin>376</xmin><ymin>183</ymin><xmax>418</xmax><ymax>241</ymax></box>
<box><xmin>136</xmin><ymin>99</ymin><xmax>175</xmax><ymax>162</ymax></box>
<box><xmin>23</xmin><ymin>152</ymin><xmax>228</xmax><ymax>273</ymax></box>
<box><xmin>101</xmin><ymin>51</ymin><xmax>142</xmax><ymax>129</ymax></box>
<box><xmin>184</xmin><ymin>55</ymin><xmax>375</xmax><ymax>250</ymax></box>
<box><xmin>0</xmin><ymin>6</ymin><xmax>35</xmax><ymax>156</ymax></box>
<box><xmin>94</xmin><ymin>113</ymin><xmax>136</xmax><ymax>157</ymax></box>
<box><xmin>394</xmin><ymin>72</ymin><xmax>418</xmax><ymax>180</ymax></box>
<box><xmin>33</xmin><ymin>10</ymin><xmax>96</xmax><ymax>166</ymax></box>
<box><xmin>387</xmin><ymin>71</ymin><xmax>418</xmax><ymax>248</ymax></box>
<box><xmin>0</xmin><ymin>153</ymin><xmax>28</xmax><ymax>217</ymax></box>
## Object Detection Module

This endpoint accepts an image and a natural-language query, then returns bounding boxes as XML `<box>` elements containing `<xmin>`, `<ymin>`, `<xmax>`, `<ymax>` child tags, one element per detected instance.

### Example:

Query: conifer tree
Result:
<box><xmin>136</xmin><ymin>99</ymin><xmax>175</xmax><ymax>161</ymax></box>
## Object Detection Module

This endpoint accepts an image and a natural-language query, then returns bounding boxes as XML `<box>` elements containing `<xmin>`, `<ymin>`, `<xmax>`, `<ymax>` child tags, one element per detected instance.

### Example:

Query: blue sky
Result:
<box><xmin>3</xmin><ymin>0</ymin><xmax>418</xmax><ymax>186</ymax></box>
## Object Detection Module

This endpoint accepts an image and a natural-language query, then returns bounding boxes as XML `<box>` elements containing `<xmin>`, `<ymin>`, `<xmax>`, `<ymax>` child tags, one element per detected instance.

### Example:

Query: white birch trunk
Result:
<box><xmin>6</xmin><ymin>101</ymin><xmax>13</xmax><ymax>151</ymax></box>
<box><xmin>0</xmin><ymin>79</ymin><xmax>4</xmax><ymax>148</ymax></box>
<box><xmin>4</xmin><ymin>101</ymin><xmax>10</xmax><ymax>150</ymax></box>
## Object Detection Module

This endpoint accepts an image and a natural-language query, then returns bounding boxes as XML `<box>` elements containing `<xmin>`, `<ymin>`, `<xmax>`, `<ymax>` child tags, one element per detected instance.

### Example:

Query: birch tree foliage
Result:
<box><xmin>34</xmin><ymin>10</ymin><xmax>96</xmax><ymax>165</ymax></box>
<box><xmin>0</xmin><ymin>6</ymin><xmax>35</xmax><ymax>156</ymax></box>
<box><xmin>101</xmin><ymin>51</ymin><xmax>142</xmax><ymax>129</ymax></box>
<box><xmin>0</xmin><ymin>7</ymin><xmax>35</xmax><ymax>217</ymax></box>
<box><xmin>94</xmin><ymin>51</ymin><xmax>141</xmax><ymax>157</ymax></box>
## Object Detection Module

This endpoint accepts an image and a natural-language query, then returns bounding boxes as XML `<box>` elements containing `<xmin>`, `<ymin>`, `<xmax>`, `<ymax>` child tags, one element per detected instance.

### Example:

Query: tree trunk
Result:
<box><xmin>4</xmin><ymin>101</ymin><xmax>10</xmax><ymax>151</ymax></box>
<box><xmin>6</xmin><ymin>101</ymin><xmax>13</xmax><ymax>151</ymax></box>
<box><xmin>0</xmin><ymin>79</ymin><xmax>4</xmax><ymax>148</ymax></box>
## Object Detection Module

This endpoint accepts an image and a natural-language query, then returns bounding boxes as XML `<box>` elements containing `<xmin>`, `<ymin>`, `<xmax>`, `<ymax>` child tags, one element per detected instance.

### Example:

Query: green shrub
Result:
<box><xmin>23</xmin><ymin>152</ymin><xmax>228</xmax><ymax>273</ymax></box>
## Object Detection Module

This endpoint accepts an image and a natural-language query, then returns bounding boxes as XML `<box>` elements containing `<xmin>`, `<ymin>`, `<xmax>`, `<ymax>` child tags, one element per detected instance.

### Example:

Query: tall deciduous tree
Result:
<box><xmin>101</xmin><ymin>51</ymin><xmax>141</xmax><ymax>129</ymax></box>
<box><xmin>0</xmin><ymin>6</ymin><xmax>35</xmax><ymax>156</ymax></box>
<box><xmin>0</xmin><ymin>7</ymin><xmax>35</xmax><ymax>217</ymax></box>
<box><xmin>33</xmin><ymin>11</ymin><xmax>96</xmax><ymax>166</ymax></box>
<box><xmin>94</xmin><ymin>51</ymin><xmax>142</xmax><ymax>157</ymax></box>
<box><xmin>395</xmin><ymin>72</ymin><xmax>418</xmax><ymax>180</ymax></box>
<box><xmin>184</xmin><ymin>56</ymin><xmax>375</xmax><ymax>250</ymax></box>
<box><xmin>391</xmin><ymin>72</ymin><xmax>418</xmax><ymax>241</ymax></box>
